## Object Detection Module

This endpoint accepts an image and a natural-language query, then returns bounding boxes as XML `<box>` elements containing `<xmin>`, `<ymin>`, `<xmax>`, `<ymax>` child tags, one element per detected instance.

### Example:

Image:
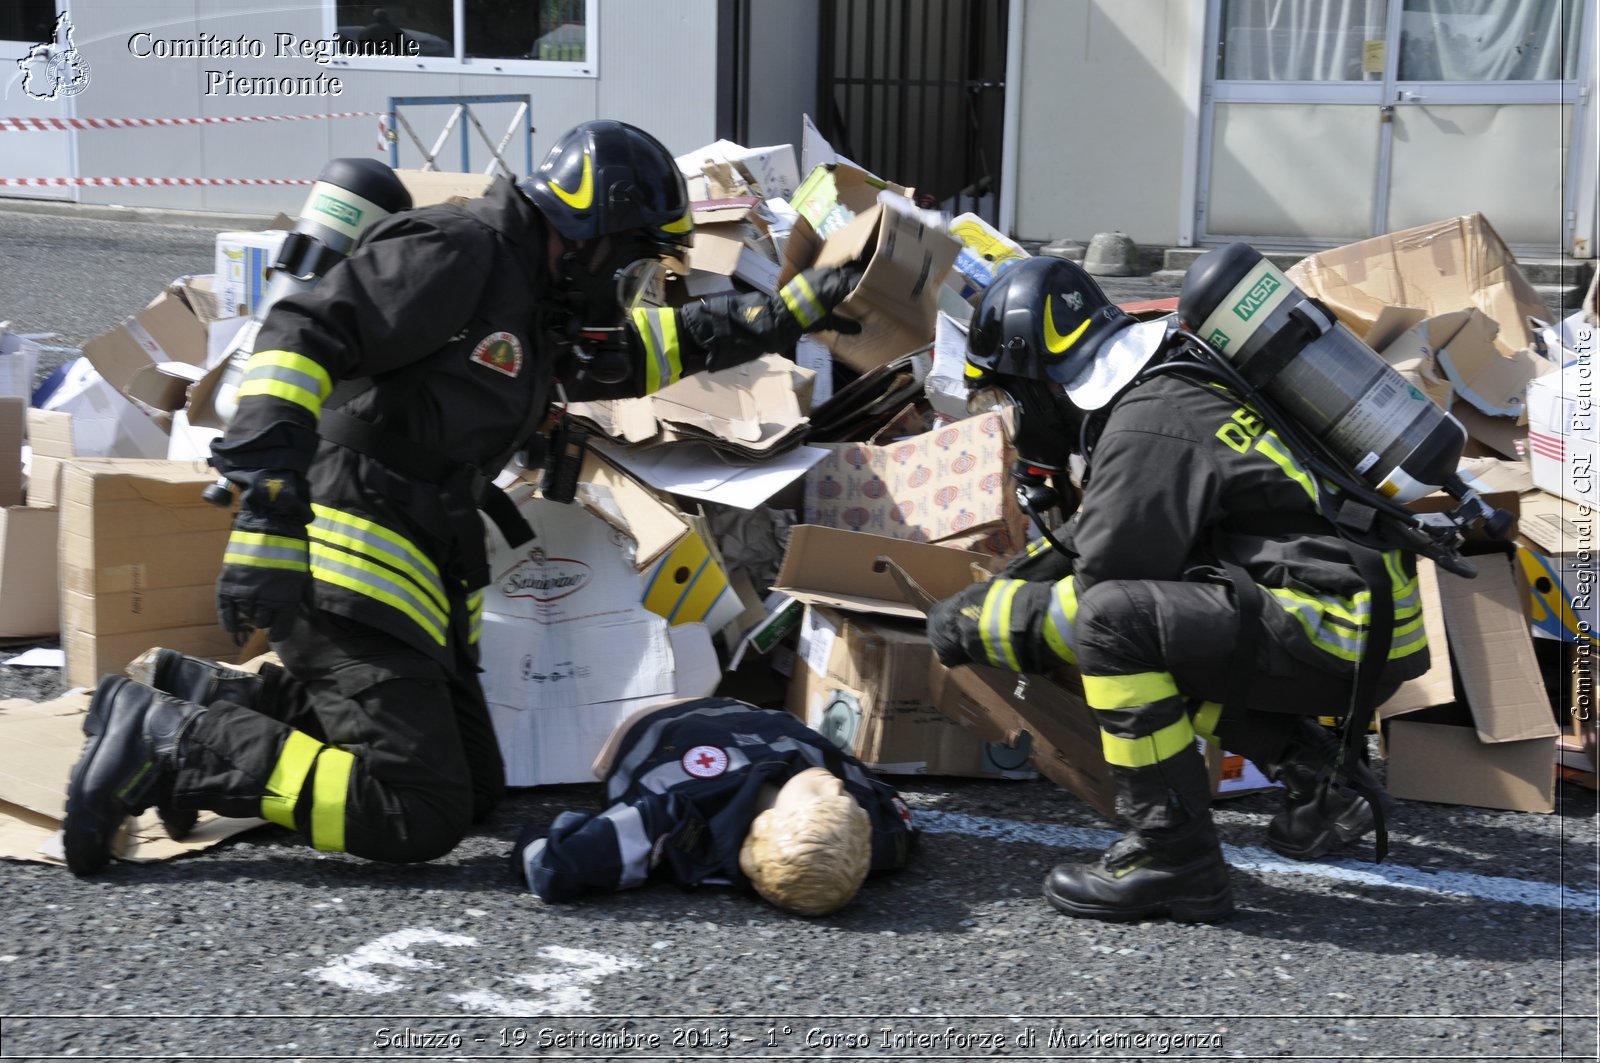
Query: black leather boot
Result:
<box><xmin>1266</xmin><ymin>719</ymin><xmax>1391</xmax><ymax>861</ymax></box>
<box><xmin>1043</xmin><ymin>820</ymin><xmax>1234</xmax><ymax>923</ymax></box>
<box><xmin>128</xmin><ymin>647</ymin><xmax>274</xmax><ymax>710</ymax></box>
<box><xmin>63</xmin><ymin>676</ymin><xmax>205</xmax><ymax>876</ymax></box>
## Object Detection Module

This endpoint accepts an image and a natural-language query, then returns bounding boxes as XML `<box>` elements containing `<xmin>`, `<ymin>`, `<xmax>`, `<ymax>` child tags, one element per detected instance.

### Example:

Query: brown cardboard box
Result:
<box><xmin>1287</xmin><ymin>213</ymin><xmax>1552</xmax><ymax>358</ymax></box>
<box><xmin>803</xmin><ymin>410</ymin><xmax>1025</xmax><ymax>554</ymax></box>
<box><xmin>779</xmin><ymin>199</ymin><xmax>960</xmax><ymax>374</ymax></box>
<box><xmin>80</xmin><ymin>291</ymin><xmax>209</xmax><ymax>415</ymax></box>
<box><xmin>0</xmin><ymin>505</ymin><xmax>59</xmax><ymax>638</ymax></box>
<box><xmin>787</xmin><ymin>605</ymin><xmax>1033</xmax><ymax>778</ymax></box>
<box><xmin>393</xmin><ymin>169</ymin><xmax>493</xmax><ymax>207</ymax></box>
<box><xmin>773</xmin><ymin>526</ymin><xmax>1023</xmax><ymax>776</ymax></box>
<box><xmin>0</xmin><ymin>396</ymin><xmax>22</xmax><ymax>507</ymax></box>
<box><xmin>684</xmin><ymin>197</ymin><xmax>781</xmax><ymax>296</ymax></box>
<box><xmin>1382</xmin><ymin>550</ymin><xmax>1560</xmax><ymax>813</ymax></box>
<box><xmin>926</xmin><ymin>657</ymin><xmax>1116</xmax><ymax>817</ymax></box>
<box><xmin>25</xmin><ymin>408</ymin><xmax>74</xmax><ymax>509</ymax></box>
<box><xmin>59</xmin><ymin>459</ymin><xmax>238</xmax><ymax>688</ymax></box>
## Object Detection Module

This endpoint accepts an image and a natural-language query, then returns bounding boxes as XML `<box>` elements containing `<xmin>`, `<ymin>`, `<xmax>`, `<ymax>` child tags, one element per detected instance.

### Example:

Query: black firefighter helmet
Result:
<box><xmin>519</xmin><ymin>119</ymin><xmax>693</xmax><ymax>258</ymax></box>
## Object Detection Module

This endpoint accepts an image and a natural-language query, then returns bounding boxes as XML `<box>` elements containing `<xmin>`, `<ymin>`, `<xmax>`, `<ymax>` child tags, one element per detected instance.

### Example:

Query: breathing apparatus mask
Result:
<box><xmin>552</xmin><ymin>234</ymin><xmax>681</xmax><ymax>385</ymax></box>
<box><xmin>964</xmin><ymin>257</ymin><xmax>1146</xmax><ymax>548</ymax></box>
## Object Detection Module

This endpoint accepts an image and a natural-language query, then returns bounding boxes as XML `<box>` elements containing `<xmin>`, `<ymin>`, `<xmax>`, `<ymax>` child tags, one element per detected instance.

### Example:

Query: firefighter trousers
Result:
<box><xmin>168</xmin><ymin>605</ymin><xmax>505</xmax><ymax>863</ymax></box>
<box><xmin>1074</xmin><ymin>579</ymin><xmax>1385</xmax><ymax>837</ymax></box>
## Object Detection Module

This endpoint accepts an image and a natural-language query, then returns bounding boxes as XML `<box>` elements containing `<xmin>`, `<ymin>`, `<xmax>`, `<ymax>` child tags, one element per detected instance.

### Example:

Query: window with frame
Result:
<box><xmin>331</xmin><ymin>0</ymin><xmax>592</xmax><ymax>73</ymax></box>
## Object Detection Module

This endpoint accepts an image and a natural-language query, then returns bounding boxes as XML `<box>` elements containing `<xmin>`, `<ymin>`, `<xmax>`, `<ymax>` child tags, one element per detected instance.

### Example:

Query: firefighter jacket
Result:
<box><xmin>211</xmin><ymin>178</ymin><xmax>748</xmax><ymax>663</ymax></box>
<box><xmin>972</xmin><ymin>370</ymin><xmax>1430</xmax><ymax>681</ymax></box>
<box><xmin>516</xmin><ymin>699</ymin><xmax>918</xmax><ymax>902</ymax></box>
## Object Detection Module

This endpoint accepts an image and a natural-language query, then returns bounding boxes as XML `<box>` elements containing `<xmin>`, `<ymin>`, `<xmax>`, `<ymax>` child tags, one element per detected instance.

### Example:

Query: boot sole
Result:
<box><xmin>1042</xmin><ymin>880</ymin><xmax>1236</xmax><ymax>923</ymax></box>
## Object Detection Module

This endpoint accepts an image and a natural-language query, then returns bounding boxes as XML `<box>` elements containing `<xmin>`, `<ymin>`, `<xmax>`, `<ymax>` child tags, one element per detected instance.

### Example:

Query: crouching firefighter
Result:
<box><xmin>61</xmin><ymin>119</ymin><xmax>864</xmax><ymax>875</ymax></box>
<box><xmin>924</xmin><ymin>252</ymin><xmax>1482</xmax><ymax>923</ymax></box>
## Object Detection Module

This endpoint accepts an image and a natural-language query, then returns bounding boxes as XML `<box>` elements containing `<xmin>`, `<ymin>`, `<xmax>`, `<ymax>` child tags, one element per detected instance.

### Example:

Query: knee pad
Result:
<box><xmin>1075</xmin><ymin>580</ymin><xmax>1163</xmax><ymax>674</ymax></box>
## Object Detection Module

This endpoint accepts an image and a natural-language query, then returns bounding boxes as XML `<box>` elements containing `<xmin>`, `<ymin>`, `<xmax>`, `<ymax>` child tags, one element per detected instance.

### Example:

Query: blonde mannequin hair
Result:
<box><xmin>739</xmin><ymin>767</ymin><xmax>872</xmax><ymax>916</ymax></box>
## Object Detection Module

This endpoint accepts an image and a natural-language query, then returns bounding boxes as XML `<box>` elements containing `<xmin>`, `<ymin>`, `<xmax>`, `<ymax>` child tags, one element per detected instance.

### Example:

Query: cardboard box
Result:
<box><xmin>947</xmin><ymin>212</ymin><xmax>1030</xmax><ymax>305</ymax></box>
<box><xmin>213</xmin><ymin>229</ymin><xmax>289</xmax><ymax>319</ymax></box>
<box><xmin>787</xmin><ymin>604</ymin><xmax>1035</xmax><ymax>778</ymax></box>
<box><xmin>781</xmin><ymin>196</ymin><xmax>960</xmax><ymax>374</ymax></box>
<box><xmin>59</xmin><ymin>459</ymin><xmax>238</xmax><ymax>689</ymax></box>
<box><xmin>926</xmin><ymin>657</ymin><xmax>1115</xmax><ymax>815</ymax></box>
<box><xmin>393</xmin><ymin>169</ymin><xmax>494</xmax><ymax>208</ymax></box>
<box><xmin>1203</xmin><ymin>741</ymin><xmax>1280</xmax><ymax>798</ymax></box>
<box><xmin>676</xmin><ymin>139</ymin><xmax>802</xmax><ymax>202</ymax></box>
<box><xmin>24</xmin><ymin>408</ymin><xmax>73</xmax><ymax>509</ymax></box>
<box><xmin>80</xmin><ymin>292</ymin><xmax>209</xmax><ymax>414</ymax></box>
<box><xmin>0</xmin><ymin>504</ymin><xmax>59</xmax><ymax>638</ymax></box>
<box><xmin>788</xmin><ymin>161</ymin><xmax>910</xmax><ymax>239</ymax></box>
<box><xmin>0</xmin><ymin>691</ymin><xmax>262</xmax><ymax>865</ymax></box>
<box><xmin>0</xmin><ymin>397</ymin><xmax>21</xmax><ymax>508</ymax></box>
<box><xmin>480</xmin><ymin>482</ymin><xmax>722</xmax><ymax>786</ymax></box>
<box><xmin>1287</xmin><ymin>213</ymin><xmax>1552</xmax><ymax>359</ymax></box>
<box><xmin>684</xmin><ymin>197</ymin><xmax>781</xmax><ymax>296</ymax></box>
<box><xmin>803</xmin><ymin>409</ymin><xmax>1025</xmax><ymax>553</ymax></box>
<box><xmin>1382</xmin><ymin>550</ymin><xmax>1560</xmax><ymax>813</ymax></box>
<box><xmin>1525</xmin><ymin>362</ymin><xmax>1597</xmax><ymax>501</ymax></box>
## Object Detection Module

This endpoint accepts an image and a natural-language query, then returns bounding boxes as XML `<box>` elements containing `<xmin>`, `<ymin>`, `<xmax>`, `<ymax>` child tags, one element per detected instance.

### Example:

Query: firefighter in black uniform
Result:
<box><xmin>926</xmin><ymin>257</ymin><xmax>1429</xmax><ymax>923</ymax></box>
<box><xmin>61</xmin><ymin>120</ymin><xmax>863</xmax><ymax>875</ymax></box>
<box><xmin>510</xmin><ymin>697</ymin><xmax>917</xmax><ymax>915</ymax></box>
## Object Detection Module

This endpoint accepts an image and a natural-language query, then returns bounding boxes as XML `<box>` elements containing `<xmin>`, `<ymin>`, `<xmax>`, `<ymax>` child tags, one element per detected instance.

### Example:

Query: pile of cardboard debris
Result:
<box><xmin>2</xmin><ymin>121</ymin><xmax>1596</xmax><ymax>867</ymax></box>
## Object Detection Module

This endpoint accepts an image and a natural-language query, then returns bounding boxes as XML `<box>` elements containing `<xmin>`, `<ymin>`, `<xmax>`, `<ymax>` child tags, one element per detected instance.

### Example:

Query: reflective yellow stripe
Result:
<box><xmin>780</xmin><ymin>273</ymin><xmax>825</xmax><ymax>327</ymax></box>
<box><xmin>1101</xmin><ymin>715</ymin><xmax>1197</xmax><ymax>768</ymax></box>
<box><xmin>1082</xmin><ymin>671</ymin><xmax>1180</xmax><ymax>710</ymax></box>
<box><xmin>236</xmin><ymin>350</ymin><xmax>333</xmax><ymax>417</ymax></box>
<box><xmin>467</xmin><ymin>589</ymin><xmax>484</xmax><ymax>645</ymax></box>
<box><xmin>223</xmin><ymin>530</ymin><xmax>309</xmax><ymax>571</ymax></box>
<box><xmin>309</xmin><ymin>505</ymin><xmax>446</xmax><ymax>616</ymax></box>
<box><xmin>309</xmin><ymin>746</ymin><xmax>354</xmax><ymax>852</ymax></box>
<box><xmin>260</xmin><ymin>730</ymin><xmax>321</xmax><ymax>829</ymax></box>
<box><xmin>311</xmin><ymin>545</ymin><xmax>449</xmax><ymax>646</ymax></box>
<box><xmin>980</xmin><ymin>579</ymin><xmax>1024</xmax><ymax>671</ymax></box>
<box><xmin>1255</xmin><ymin>433</ymin><xmax>1317</xmax><ymax>502</ymax></box>
<box><xmin>1192</xmin><ymin>700</ymin><xmax>1224</xmax><ymax>744</ymax></box>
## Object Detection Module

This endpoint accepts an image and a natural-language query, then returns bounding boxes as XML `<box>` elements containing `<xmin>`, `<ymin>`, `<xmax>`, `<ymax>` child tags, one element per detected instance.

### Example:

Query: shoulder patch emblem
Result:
<box><xmin>470</xmin><ymin>331</ymin><xmax>523</xmax><ymax>378</ymax></box>
<box><xmin>681</xmin><ymin>744</ymin><xmax>729</xmax><ymax>779</ymax></box>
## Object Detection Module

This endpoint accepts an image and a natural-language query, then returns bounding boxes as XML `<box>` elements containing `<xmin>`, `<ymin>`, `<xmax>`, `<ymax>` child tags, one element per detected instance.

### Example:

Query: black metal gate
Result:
<box><xmin>816</xmin><ymin>0</ymin><xmax>1008</xmax><ymax>225</ymax></box>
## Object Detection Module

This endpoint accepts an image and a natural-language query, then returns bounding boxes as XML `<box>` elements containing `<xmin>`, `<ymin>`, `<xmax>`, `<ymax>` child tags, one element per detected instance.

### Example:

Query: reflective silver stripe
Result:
<box><xmin>309</xmin><ymin>505</ymin><xmax>447</xmax><ymax>616</ymax></box>
<box><xmin>630</xmin><ymin>307</ymin><xmax>683</xmax><ymax>393</ymax></box>
<box><xmin>600</xmin><ymin>803</ymin><xmax>653</xmax><ymax>889</ymax></box>
<box><xmin>764</xmin><ymin>735</ymin><xmax>875</xmax><ymax>790</ymax></box>
<box><xmin>223</xmin><ymin>531</ymin><xmax>308</xmax><ymax>568</ymax></box>
<box><xmin>1268</xmin><ymin>592</ymin><xmax>1366</xmax><ymax>659</ymax></box>
<box><xmin>1043</xmin><ymin>577</ymin><xmax>1078</xmax><ymax>665</ymax></box>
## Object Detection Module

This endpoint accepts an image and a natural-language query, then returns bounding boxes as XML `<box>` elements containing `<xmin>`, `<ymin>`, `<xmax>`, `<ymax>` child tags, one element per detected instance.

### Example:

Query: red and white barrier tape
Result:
<box><xmin>0</xmin><ymin>111</ymin><xmax>386</xmax><ymax>133</ymax></box>
<box><xmin>0</xmin><ymin>177</ymin><xmax>312</xmax><ymax>187</ymax></box>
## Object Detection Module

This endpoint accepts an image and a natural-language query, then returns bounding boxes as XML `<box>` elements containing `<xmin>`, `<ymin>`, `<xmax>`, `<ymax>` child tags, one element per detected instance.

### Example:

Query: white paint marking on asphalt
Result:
<box><xmin>307</xmin><ymin>928</ymin><xmax>478</xmax><ymax>994</ymax></box>
<box><xmin>916</xmin><ymin>809</ymin><xmax>1599</xmax><ymax>912</ymax></box>
<box><xmin>449</xmin><ymin>945</ymin><xmax>641</xmax><ymax>1015</ymax></box>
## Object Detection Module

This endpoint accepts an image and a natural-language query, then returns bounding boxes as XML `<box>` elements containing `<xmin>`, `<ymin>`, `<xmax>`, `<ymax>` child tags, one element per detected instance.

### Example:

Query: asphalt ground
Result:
<box><xmin>0</xmin><ymin>202</ymin><xmax>1597</xmax><ymax>1063</ymax></box>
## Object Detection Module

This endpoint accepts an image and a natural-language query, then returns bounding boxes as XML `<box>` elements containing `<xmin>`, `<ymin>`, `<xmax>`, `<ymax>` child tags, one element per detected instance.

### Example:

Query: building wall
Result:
<box><xmin>60</xmin><ymin>0</ymin><xmax>725</xmax><ymax>215</ymax></box>
<box><xmin>744</xmin><ymin>3</ymin><xmax>817</xmax><ymax>151</ymax></box>
<box><xmin>1010</xmin><ymin>0</ymin><xmax>1195</xmax><ymax>247</ymax></box>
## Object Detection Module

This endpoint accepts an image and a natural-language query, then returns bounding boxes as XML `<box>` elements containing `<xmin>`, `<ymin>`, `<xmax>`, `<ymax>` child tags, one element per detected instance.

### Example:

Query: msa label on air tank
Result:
<box><xmin>1199</xmin><ymin>261</ymin><xmax>1293</xmax><ymax>356</ymax></box>
<box><xmin>299</xmin><ymin>180</ymin><xmax>393</xmax><ymax>242</ymax></box>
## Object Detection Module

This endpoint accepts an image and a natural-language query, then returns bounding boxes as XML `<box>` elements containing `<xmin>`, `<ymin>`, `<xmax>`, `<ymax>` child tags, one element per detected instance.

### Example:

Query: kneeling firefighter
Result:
<box><xmin>925</xmin><ymin>251</ymin><xmax>1496</xmax><ymax>923</ymax></box>
<box><xmin>61</xmin><ymin>119</ymin><xmax>863</xmax><ymax>875</ymax></box>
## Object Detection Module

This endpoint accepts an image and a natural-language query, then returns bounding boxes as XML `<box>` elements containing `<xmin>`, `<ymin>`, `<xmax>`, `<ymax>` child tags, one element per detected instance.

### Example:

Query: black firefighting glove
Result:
<box><xmin>926</xmin><ymin>577</ymin><xmax>1053</xmax><ymax>672</ymax></box>
<box><xmin>682</xmin><ymin>263</ymin><xmax>865</xmax><ymax>363</ymax></box>
<box><xmin>215</xmin><ymin>468</ymin><xmax>312</xmax><ymax>645</ymax></box>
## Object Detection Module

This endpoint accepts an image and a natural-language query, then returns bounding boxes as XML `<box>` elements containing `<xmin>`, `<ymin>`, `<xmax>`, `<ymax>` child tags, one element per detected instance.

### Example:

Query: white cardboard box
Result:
<box><xmin>1526</xmin><ymin>361</ymin><xmax>1599</xmax><ymax>503</ymax></box>
<box><xmin>213</xmin><ymin>230</ymin><xmax>288</xmax><ymax>319</ymax></box>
